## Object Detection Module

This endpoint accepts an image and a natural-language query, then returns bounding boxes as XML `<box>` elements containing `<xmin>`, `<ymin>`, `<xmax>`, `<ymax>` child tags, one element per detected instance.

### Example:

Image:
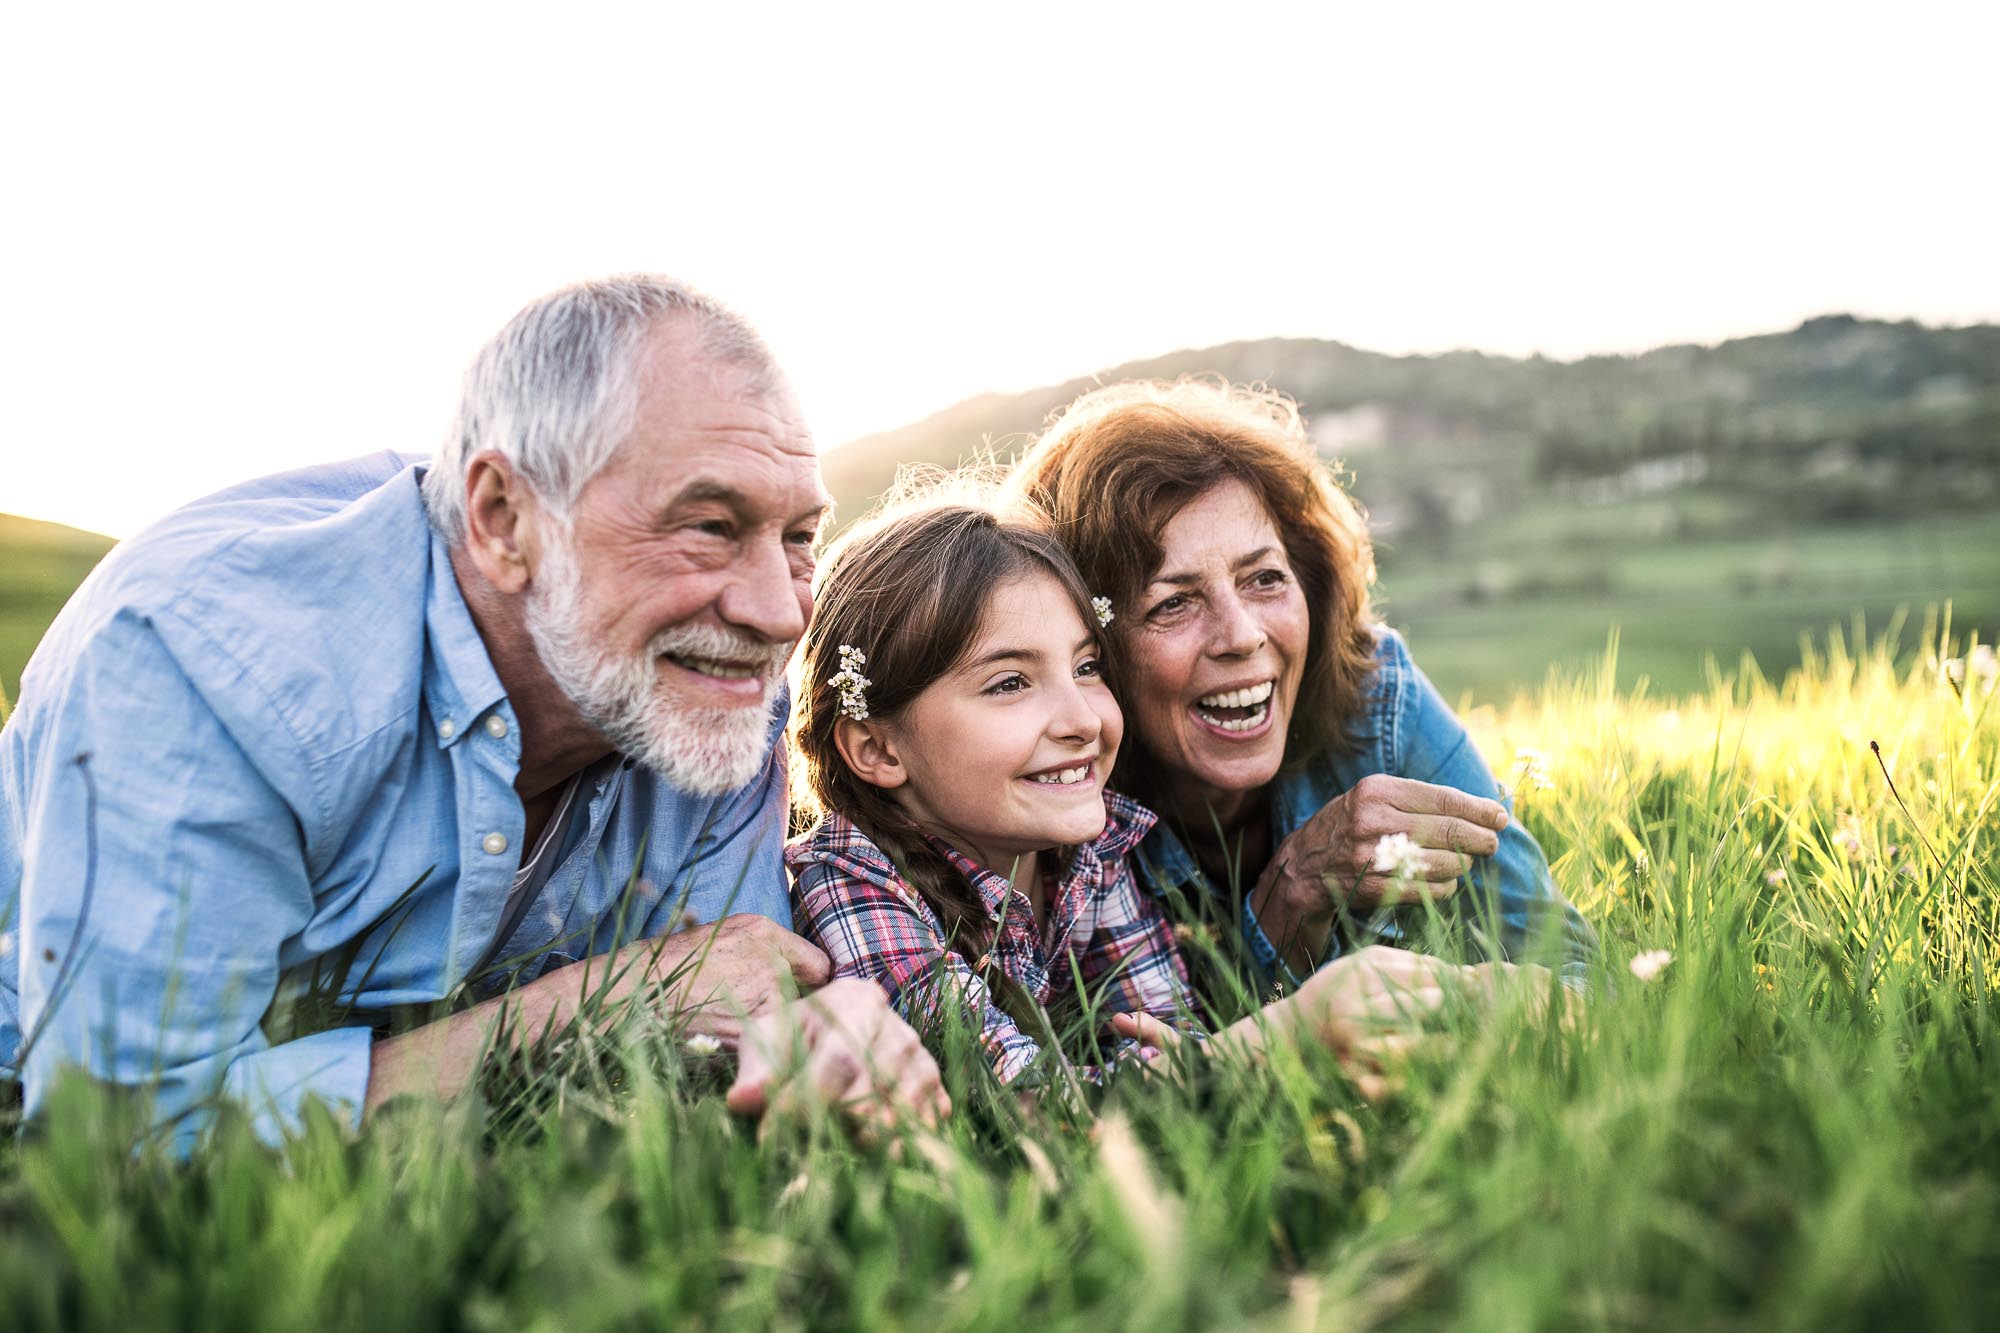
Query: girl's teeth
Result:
<box><xmin>1196</xmin><ymin>681</ymin><xmax>1274</xmax><ymax>709</ymax></box>
<box><xmin>1030</xmin><ymin>766</ymin><xmax>1090</xmax><ymax>785</ymax></box>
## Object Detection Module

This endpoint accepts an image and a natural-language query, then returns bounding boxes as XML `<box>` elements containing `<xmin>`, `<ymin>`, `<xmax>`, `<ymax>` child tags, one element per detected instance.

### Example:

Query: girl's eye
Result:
<box><xmin>1076</xmin><ymin>657</ymin><xmax>1102</xmax><ymax>679</ymax></box>
<box><xmin>985</xmin><ymin>673</ymin><xmax>1029</xmax><ymax>696</ymax></box>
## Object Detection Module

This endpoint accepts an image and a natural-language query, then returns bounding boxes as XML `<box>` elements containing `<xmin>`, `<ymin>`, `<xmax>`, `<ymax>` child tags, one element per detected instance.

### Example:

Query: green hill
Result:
<box><xmin>825</xmin><ymin>315</ymin><xmax>2000</xmax><ymax>699</ymax></box>
<box><xmin>1</xmin><ymin>513</ymin><xmax>115</xmax><ymax>709</ymax></box>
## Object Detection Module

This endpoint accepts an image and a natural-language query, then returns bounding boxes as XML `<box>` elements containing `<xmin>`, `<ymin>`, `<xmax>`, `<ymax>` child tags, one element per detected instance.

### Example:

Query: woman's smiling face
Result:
<box><xmin>1122</xmin><ymin>479</ymin><xmax>1311</xmax><ymax>816</ymax></box>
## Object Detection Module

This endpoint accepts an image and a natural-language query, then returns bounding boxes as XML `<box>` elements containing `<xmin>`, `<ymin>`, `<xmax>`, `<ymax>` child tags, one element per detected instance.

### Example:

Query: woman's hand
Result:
<box><xmin>1277</xmin><ymin>774</ymin><xmax>1511</xmax><ymax>911</ymax></box>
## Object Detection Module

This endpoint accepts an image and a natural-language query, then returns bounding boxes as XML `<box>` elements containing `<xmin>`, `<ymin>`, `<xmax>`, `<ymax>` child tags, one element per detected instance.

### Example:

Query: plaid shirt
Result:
<box><xmin>787</xmin><ymin>793</ymin><xmax>1201</xmax><ymax>1085</ymax></box>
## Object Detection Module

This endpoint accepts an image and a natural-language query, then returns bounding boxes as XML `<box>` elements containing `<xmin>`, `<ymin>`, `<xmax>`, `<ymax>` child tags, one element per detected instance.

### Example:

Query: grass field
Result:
<box><xmin>3</xmin><ymin>625</ymin><xmax>1995</xmax><ymax>1329</ymax></box>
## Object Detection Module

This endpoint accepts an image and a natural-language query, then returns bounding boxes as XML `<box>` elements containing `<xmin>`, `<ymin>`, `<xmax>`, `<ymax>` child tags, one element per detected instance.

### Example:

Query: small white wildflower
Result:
<box><xmin>1764</xmin><ymin>868</ymin><xmax>1787</xmax><ymax>886</ymax></box>
<box><xmin>1092</xmin><ymin>595</ymin><xmax>1115</xmax><ymax>629</ymax></box>
<box><xmin>685</xmin><ymin>1033</ymin><xmax>724</xmax><ymax>1058</ymax></box>
<box><xmin>1970</xmin><ymin>644</ymin><xmax>1998</xmax><ymax>686</ymax></box>
<box><xmin>1511</xmin><ymin>747</ymin><xmax>1553</xmax><ymax>792</ymax></box>
<box><xmin>1371</xmin><ymin>831</ymin><xmax>1426</xmax><ymax>882</ymax></box>
<box><xmin>1633</xmin><ymin>849</ymin><xmax>1650</xmax><ymax>877</ymax></box>
<box><xmin>828</xmin><ymin>644</ymin><xmax>872</xmax><ymax>721</ymax></box>
<box><xmin>1628</xmin><ymin>949</ymin><xmax>1673</xmax><ymax>982</ymax></box>
<box><xmin>1943</xmin><ymin>657</ymin><xmax>1966</xmax><ymax>686</ymax></box>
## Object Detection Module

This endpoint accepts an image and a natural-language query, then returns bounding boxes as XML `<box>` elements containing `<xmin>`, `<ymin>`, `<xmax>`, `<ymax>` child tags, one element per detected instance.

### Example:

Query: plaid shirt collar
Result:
<box><xmin>788</xmin><ymin>794</ymin><xmax>1157</xmax><ymax>921</ymax></box>
<box><xmin>923</xmin><ymin>792</ymin><xmax>1157</xmax><ymax>928</ymax></box>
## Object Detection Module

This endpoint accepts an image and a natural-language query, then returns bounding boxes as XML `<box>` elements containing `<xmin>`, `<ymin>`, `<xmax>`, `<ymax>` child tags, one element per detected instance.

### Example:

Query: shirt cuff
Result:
<box><xmin>1238</xmin><ymin>893</ymin><xmax>1307</xmax><ymax>995</ymax></box>
<box><xmin>218</xmin><ymin>1026</ymin><xmax>376</xmax><ymax>1149</ymax></box>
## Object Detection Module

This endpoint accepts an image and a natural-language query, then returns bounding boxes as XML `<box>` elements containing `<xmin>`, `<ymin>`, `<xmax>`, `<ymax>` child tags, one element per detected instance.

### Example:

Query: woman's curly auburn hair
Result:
<box><xmin>1001</xmin><ymin>377</ymin><xmax>1380</xmax><ymax>785</ymax></box>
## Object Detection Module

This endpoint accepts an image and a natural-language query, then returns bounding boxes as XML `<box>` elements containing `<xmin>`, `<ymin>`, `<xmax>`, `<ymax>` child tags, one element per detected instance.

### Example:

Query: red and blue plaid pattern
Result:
<box><xmin>787</xmin><ymin>793</ymin><xmax>1202</xmax><ymax>1085</ymax></box>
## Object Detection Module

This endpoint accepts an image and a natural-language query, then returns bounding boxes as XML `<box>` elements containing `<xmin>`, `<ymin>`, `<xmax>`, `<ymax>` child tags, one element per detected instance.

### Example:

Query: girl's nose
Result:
<box><xmin>1048</xmin><ymin>676</ymin><xmax>1103</xmax><ymax>743</ymax></box>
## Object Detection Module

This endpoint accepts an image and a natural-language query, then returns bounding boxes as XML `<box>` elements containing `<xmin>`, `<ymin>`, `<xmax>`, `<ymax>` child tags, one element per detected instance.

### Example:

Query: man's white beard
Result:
<box><xmin>524</xmin><ymin>532</ymin><xmax>792</xmax><ymax>796</ymax></box>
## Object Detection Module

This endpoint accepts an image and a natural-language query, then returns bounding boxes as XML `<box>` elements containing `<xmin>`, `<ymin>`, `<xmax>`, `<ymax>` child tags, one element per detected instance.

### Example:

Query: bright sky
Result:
<box><xmin>5</xmin><ymin>1</ymin><xmax>1996</xmax><ymax>537</ymax></box>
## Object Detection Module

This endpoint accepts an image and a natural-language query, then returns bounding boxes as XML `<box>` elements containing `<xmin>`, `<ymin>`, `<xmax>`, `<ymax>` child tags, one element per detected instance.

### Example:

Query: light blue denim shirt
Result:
<box><xmin>0</xmin><ymin>453</ymin><xmax>792</xmax><ymax>1149</ymax></box>
<box><xmin>1131</xmin><ymin>626</ymin><xmax>1596</xmax><ymax>990</ymax></box>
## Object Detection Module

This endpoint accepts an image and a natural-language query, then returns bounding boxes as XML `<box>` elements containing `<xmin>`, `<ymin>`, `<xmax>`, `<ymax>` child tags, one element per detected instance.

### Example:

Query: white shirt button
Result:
<box><xmin>438</xmin><ymin>718</ymin><xmax>457</xmax><ymax>740</ymax></box>
<box><xmin>485</xmin><ymin>715</ymin><xmax>508</xmax><ymax>739</ymax></box>
<box><xmin>482</xmin><ymin>832</ymin><xmax>509</xmax><ymax>856</ymax></box>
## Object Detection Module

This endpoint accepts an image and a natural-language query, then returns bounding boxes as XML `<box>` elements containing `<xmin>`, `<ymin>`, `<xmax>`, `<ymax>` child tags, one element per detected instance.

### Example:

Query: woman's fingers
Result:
<box><xmin>1110</xmin><ymin>1010</ymin><xmax>1186</xmax><ymax>1048</ymax></box>
<box><xmin>1406</xmin><ymin>813</ymin><xmax>1502</xmax><ymax>860</ymax></box>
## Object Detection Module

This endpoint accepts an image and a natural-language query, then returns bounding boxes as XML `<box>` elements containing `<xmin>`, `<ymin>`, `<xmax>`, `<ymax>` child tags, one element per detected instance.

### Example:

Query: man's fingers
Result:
<box><xmin>773</xmin><ymin>929</ymin><xmax>832</xmax><ymax>988</ymax></box>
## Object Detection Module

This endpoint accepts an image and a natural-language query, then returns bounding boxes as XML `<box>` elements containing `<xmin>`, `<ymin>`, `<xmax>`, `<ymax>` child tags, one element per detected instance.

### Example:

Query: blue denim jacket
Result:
<box><xmin>1</xmin><ymin>454</ymin><xmax>793</xmax><ymax>1149</ymax></box>
<box><xmin>1130</xmin><ymin>626</ymin><xmax>1595</xmax><ymax>990</ymax></box>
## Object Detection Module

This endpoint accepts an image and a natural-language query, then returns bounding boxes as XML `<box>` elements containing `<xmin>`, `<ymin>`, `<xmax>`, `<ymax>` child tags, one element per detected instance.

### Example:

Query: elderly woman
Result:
<box><xmin>1004</xmin><ymin>379</ymin><xmax>1594</xmax><ymax>999</ymax></box>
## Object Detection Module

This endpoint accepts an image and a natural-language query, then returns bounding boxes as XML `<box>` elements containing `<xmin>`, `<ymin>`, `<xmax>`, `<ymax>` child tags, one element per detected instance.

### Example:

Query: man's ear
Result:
<box><xmin>461</xmin><ymin>450</ymin><xmax>545</xmax><ymax>595</ymax></box>
<box><xmin>833</xmin><ymin>717</ymin><xmax>907</xmax><ymax>791</ymax></box>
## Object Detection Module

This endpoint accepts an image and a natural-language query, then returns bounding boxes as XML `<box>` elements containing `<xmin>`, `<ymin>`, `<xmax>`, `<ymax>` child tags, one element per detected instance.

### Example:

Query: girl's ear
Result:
<box><xmin>834</xmin><ymin>717</ymin><xmax>908</xmax><ymax>790</ymax></box>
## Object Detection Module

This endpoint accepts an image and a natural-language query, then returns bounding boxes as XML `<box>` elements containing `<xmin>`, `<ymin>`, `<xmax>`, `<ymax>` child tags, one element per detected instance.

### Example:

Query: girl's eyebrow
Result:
<box><xmin>965</xmin><ymin>634</ymin><xmax>1095</xmax><ymax>671</ymax></box>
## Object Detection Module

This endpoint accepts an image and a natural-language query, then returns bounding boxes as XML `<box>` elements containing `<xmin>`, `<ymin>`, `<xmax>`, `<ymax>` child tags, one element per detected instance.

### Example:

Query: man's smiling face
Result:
<box><xmin>525</xmin><ymin>323</ymin><xmax>830</xmax><ymax>795</ymax></box>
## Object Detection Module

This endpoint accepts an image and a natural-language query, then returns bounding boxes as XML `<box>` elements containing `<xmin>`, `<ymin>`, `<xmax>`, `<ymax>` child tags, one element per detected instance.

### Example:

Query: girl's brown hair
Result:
<box><xmin>1001</xmin><ymin>378</ymin><xmax>1379</xmax><ymax>800</ymax></box>
<box><xmin>791</xmin><ymin>502</ymin><xmax>1107</xmax><ymax>943</ymax></box>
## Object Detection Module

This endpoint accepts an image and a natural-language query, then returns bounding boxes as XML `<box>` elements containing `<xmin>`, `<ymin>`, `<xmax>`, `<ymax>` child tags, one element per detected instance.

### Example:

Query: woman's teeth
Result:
<box><xmin>1029</xmin><ymin>765</ymin><xmax>1091</xmax><ymax>785</ymax></box>
<box><xmin>1195</xmin><ymin>680</ymin><xmax>1274</xmax><ymax>732</ymax></box>
<box><xmin>1198</xmin><ymin>681</ymin><xmax>1274</xmax><ymax>709</ymax></box>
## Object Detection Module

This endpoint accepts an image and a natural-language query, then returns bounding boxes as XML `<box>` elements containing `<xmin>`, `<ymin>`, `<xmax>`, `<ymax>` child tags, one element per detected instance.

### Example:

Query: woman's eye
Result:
<box><xmin>1148</xmin><ymin>594</ymin><xmax>1187</xmax><ymax>619</ymax></box>
<box><xmin>1251</xmin><ymin>568</ymin><xmax>1289</xmax><ymax>590</ymax></box>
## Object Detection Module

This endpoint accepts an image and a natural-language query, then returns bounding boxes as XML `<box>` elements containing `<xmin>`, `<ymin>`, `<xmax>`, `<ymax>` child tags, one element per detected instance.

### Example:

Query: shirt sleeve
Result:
<box><xmin>12</xmin><ymin>608</ymin><xmax>374</xmax><ymax>1151</ymax></box>
<box><xmin>1074</xmin><ymin>864</ymin><xmax>1207</xmax><ymax>1038</ymax></box>
<box><xmin>1389</xmin><ymin>641</ymin><xmax>1599</xmax><ymax>981</ymax></box>
<box><xmin>791</xmin><ymin>861</ymin><xmax>1054</xmax><ymax>1084</ymax></box>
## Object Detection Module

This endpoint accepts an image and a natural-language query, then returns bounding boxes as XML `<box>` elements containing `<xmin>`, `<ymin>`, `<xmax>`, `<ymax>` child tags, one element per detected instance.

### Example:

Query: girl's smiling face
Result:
<box><xmin>876</xmin><ymin>570</ymin><xmax>1122</xmax><ymax>874</ymax></box>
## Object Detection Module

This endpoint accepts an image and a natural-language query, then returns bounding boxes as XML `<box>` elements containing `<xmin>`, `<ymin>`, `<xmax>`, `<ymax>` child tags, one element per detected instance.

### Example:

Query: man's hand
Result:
<box><xmin>365</xmin><ymin>913</ymin><xmax>832</xmax><ymax>1117</ymax></box>
<box><xmin>645</xmin><ymin>913</ymin><xmax>833</xmax><ymax>1044</ymax></box>
<box><xmin>1271</xmin><ymin>775</ymin><xmax>1509</xmax><ymax>913</ymax></box>
<box><xmin>724</xmin><ymin>978</ymin><xmax>950</xmax><ymax>1137</ymax></box>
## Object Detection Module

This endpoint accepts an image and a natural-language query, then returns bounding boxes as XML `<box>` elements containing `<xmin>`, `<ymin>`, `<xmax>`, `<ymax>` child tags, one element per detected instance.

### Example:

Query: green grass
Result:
<box><xmin>0</xmin><ymin>513</ymin><xmax>114</xmax><ymax>708</ymax></box>
<box><xmin>3</xmin><ymin>621</ymin><xmax>1996</xmax><ymax>1329</ymax></box>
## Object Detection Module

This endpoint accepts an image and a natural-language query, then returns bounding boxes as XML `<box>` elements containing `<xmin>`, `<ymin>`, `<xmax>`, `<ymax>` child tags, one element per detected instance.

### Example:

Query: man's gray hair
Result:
<box><xmin>423</xmin><ymin>274</ymin><xmax>778</xmax><ymax>544</ymax></box>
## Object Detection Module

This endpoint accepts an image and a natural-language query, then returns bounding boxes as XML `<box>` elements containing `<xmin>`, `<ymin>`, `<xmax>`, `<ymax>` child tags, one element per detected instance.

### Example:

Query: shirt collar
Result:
<box><xmin>1131</xmin><ymin>769</ymin><xmax>1318</xmax><ymax>896</ymax></box>
<box><xmin>923</xmin><ymin>792</ymin><xmax>1159</xmax><ymax>921</ymax></box>
<box><xmin>420</xmin><ymin>527</ymin><xmax>510</xmax><ymax>750</ymax></box>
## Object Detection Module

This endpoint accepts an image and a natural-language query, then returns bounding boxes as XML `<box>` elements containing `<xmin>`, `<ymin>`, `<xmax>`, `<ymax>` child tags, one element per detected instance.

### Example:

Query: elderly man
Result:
<box><xmin>0</xmin><ymin>275</ymin><xmax>946</xmax><ymax>1148</ymax></box>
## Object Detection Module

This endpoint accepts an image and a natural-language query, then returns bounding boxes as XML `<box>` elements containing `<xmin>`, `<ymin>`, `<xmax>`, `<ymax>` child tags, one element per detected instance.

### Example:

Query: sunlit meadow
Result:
<box><xmin>2</xmin><ymin>612</ymin><xmax>1995</xmax><ymax>1330</ymax></box>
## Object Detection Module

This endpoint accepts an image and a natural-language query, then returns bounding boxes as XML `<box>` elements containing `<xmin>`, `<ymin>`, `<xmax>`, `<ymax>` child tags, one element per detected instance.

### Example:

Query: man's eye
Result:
<box><xmin>692</xmin><ymin>520</ymin><xmax>733</xmax><ymax>539</ymax></box>
<box><xmin>786</xmin><ymin>528</ymin><xmax>818</xmax><ymax>547</ymax></box>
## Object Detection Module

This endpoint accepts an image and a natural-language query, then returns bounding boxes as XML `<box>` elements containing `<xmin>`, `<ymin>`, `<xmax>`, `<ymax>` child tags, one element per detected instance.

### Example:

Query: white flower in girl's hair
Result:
<box><xmin>1092</xmin><ymin>596</ymin><xmax>1115</xmax><ymax>629</ymax></box>
<box><xmin>829</xmin><ymin>644</ymin><xmax>872</xmax><ymax>721</ymax></box>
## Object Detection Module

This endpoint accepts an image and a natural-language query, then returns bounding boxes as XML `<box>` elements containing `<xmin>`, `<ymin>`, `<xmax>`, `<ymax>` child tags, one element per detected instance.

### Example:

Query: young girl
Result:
<box><xmin>787</xmin><ymin>503</ymin><xmax>1198</xmax><ymax>1084</ymax></box>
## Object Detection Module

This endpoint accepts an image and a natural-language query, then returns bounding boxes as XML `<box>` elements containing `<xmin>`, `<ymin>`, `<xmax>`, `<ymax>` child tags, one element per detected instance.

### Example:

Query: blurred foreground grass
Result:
<box><xmin>2</xmin><ymin>617</ymin><xmax>1996</xmax><ymax>1330</ymax></box>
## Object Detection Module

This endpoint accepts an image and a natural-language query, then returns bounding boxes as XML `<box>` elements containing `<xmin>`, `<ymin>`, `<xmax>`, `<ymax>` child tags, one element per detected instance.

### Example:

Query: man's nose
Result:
<box><xmin>717</xmin><ymin>537</ymin><xmax>809</xmax><ymax>644</ymax></box>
